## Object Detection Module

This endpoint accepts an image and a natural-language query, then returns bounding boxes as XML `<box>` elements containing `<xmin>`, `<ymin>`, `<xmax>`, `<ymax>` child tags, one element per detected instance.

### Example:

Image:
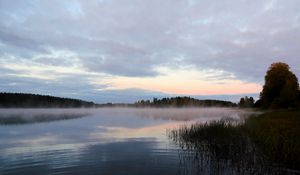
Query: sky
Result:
<box><xmin>0</xmin><ymin>0</ymin><xmax>300</xmax><ymax>103</ymax></box>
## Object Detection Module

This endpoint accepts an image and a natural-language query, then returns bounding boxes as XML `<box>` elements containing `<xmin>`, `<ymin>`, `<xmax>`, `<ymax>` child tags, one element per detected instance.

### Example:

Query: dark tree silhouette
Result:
<box><xmin>260</xmin><ymin>62</ymin><xmax>299</xmax><ymax>108</ymax></box>
<box><xmin>0</xmin><ymin>93</ymin><xmax>95</xmax><ymax>108</ymax></box>
<box><xmin>239</xmin><ymin>96</ymin><xmax>254</xmax><ymax>108</ymax></box>
<box><xmin>134</xmin><ymin>96</ymin><xmax>236</xmax><ymax>107</ymax></box>
<box><xmin>239</xmin><ymin>97</ymin><xmax>245</xmax><ymax>107</ymax></box>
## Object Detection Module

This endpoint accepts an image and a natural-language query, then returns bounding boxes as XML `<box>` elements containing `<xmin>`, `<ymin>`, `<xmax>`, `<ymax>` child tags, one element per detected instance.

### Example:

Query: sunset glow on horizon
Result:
<box><xmin>102</xmin><ymin>67</ymin><xmax>262</xmax><ymax>95</ymax></box>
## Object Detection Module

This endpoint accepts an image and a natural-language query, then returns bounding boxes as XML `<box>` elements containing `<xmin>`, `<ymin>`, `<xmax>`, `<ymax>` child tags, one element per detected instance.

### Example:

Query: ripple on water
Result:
<box><xmin>0</xmin><ymin>108</ymin><xmax>259</xmax><ymax>175</ymax></box>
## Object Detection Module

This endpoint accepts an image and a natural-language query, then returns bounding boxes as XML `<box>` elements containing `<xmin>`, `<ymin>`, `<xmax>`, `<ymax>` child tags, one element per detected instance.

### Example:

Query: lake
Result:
<box><xmin>0</xmin><ymin>108</ymin><xmax>276</xmax><ymax>175</ymax></box>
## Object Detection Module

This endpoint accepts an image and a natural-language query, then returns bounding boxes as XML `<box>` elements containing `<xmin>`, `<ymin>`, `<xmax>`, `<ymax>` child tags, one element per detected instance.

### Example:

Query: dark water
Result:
<box><xmin>0</xmin><ymin>108</ymin><xmax>282</xmax><ymax>175</ymax></box>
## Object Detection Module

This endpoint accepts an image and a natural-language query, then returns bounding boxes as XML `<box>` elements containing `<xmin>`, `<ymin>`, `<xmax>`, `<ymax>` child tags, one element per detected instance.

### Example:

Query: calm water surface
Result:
<box><xmin>0</xmin><ymin>108</ymin><xmax>254</xmax><ymax>175</ymax></box>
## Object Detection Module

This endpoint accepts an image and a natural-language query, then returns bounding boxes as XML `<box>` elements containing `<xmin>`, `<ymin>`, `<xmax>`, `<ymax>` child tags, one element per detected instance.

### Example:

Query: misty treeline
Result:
<box><xmin>0</xmin><ymin>93</ymin><xmax>95</xmax><ymax>108</ymax></box>
<box><xmin>238</xmin><ymin>96</ymin><xmax>255</xmax><ymax>108</ymax></box>
<box><xmin>134</xmin><ymin>96</ymin><xmax>236</xmax><ymax>107</ymax></box>
<box><xmin>0</xmin><ymin>93</ymin><xmax>236</xmax><ymax>108</ymax></box>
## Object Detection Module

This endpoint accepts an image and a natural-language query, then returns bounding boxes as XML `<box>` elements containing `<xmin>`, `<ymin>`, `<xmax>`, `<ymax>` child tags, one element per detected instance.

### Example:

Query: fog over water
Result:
<box><xmin>0</xmin><ymin>108</ymin><xmax>258</xmax><ymax>175</ymax></box>
<box><xmin>0</xmin><ymin>107</ymin><xmax>253</xmax><ymax>124</ymax></box>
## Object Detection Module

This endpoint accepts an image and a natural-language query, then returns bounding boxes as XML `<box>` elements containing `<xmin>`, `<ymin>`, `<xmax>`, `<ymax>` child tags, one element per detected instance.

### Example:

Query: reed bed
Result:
<box><xmin>169</xmin><ymin>110</ymin><xmax>300</xmax><ymax>173</ymax></box>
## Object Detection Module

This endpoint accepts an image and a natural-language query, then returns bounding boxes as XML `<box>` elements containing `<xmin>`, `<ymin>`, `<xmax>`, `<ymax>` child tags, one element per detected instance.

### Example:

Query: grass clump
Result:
<box><xmin>169</xmin><ymin>118</ymin><xmax>265</xmax><ymax>174</ymax></box>
<box><xmin>169</xmin><ymin>110</ymin><xmax>300</xmax><ymax>172</ymax></box>
<box><xmin>170</xmin><ymin>118</ymin><xmax>248</xmax><ymax>160</ymax></box>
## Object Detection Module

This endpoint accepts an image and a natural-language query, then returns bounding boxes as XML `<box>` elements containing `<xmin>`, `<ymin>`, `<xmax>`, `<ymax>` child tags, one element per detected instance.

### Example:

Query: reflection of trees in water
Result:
<box><xmin>168</xmin><ymin>119</ymin><xmax>297</xmax><ymax>175</ymax></box>
<box><xmin>0</xmin><ymin>113</ymin><xmax>88</xmax><ymax>125</ymax></box>
<box><xmin>135</xmin><ymin>108</ymin><xmax>254</xmax><ymax>121</ymax></box>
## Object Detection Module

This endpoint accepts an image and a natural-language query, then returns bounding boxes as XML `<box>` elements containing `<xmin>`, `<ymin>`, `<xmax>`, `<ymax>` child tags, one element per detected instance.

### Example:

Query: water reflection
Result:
<box><xmin>1</xmin><ymin>139</ymin><xmax>192</xmax><ymax>175</ymax></box>
<box><xmin>0</xmin><ymin>108</ymin><xmax>261</xmax><ymax>175</ymax></box>
<box><xmin>0</xmin><ymin>108</ymin><xmax>89</xmax><ymax>125</ymax></box>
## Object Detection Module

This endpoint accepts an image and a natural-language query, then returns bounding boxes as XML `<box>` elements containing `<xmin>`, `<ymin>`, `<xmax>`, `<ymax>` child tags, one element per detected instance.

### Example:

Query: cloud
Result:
<box><xmin>0</xmin><ymin>0</ymin><xmax>300</xmax><ymax>101</ymax></box>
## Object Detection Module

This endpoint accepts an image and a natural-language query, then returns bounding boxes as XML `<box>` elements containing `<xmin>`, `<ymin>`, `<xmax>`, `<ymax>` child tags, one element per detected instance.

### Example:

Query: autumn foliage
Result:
<box><xmin>260</xmin><ymin>62</ymin><xmax>299</xmax><ymax>108</ymax></box>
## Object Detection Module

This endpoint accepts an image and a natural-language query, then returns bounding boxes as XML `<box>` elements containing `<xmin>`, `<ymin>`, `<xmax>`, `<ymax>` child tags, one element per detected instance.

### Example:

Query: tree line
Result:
<box><xmin>134</xmin><ymin>96</ymin><xmax>237</xmax><ymax>107</ymax></box>
<box><xmin>0</xmin><ymin>93</ymin><xmax>95</xmax><ymax>108</ymax></box>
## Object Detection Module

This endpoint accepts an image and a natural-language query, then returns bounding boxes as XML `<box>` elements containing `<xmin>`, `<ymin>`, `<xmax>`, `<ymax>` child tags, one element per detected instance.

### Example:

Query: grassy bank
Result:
<box><xmin>244</xmin><ymin>110</ymin><xmax>300</xmax><ymax>169</ymax></box>
<box><xmin>169</xmin><ymin>110</ymin><xmax>300</xmax><ymax>171</ymax></box>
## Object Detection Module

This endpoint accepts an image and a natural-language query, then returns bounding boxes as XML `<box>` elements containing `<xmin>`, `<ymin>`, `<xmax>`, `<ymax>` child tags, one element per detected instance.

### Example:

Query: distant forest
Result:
<box><xmin>134</xmin><ymin>97</ymin><xmax>237</xmax><ymax>107</ymax></box>
<box><xmin>0</xmin><ymin>93</ymin><xmax>95</xmax><ymax>108</ymax></box>
<box><xmin>0</xmin><ymin>93</ymin><xmax>236</xmax><ymax>108</ymax></box>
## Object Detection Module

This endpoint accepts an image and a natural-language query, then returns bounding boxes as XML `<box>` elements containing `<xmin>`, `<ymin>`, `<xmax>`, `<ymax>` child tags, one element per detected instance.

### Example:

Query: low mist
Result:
<box><xmin>0</xmin><ymin>107</ymin><xmax>257</xmax><ymax>125</ymax></box>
